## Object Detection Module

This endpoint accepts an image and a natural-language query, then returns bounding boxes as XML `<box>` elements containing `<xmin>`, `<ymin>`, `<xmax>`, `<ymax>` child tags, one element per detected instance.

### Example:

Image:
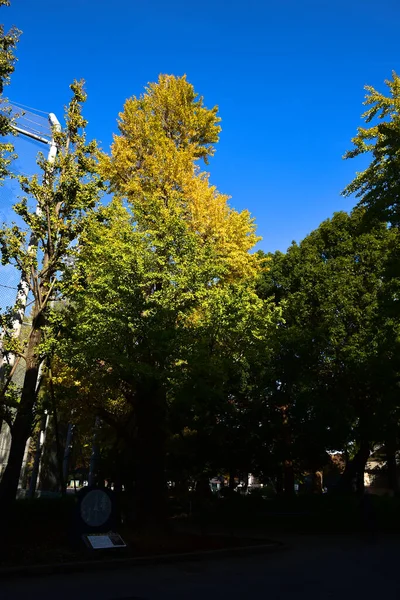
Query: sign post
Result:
<box><xmin>76</xmin><ymin>487</ymin><xmax>126</xmax><ymax>550</ymax></box>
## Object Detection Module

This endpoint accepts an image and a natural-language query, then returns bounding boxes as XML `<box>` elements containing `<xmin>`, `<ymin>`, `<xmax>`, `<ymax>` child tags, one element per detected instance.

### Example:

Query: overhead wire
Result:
<box><xmin>9</xmin><ymin>99</ymin><xmax>49</xmax><ymax>115</ymax></box>
<box><xmin>13</xmin><ymin>110</ymin><xmax>49</xmax><ymax>126</ymax></box>
<box><xmin>15</xmin><ymin>115</ymin><xmax>51</xmax><ymax>130</ymax></box>
<box><xmin>10</xmin><ymin>114</ymin><xmax>52</xmax><ymax>138</ymax></box>
<box><xmin>10</xmin><ymin>104</ymin><xmax>50</xmax><ymax>119</ymax></box>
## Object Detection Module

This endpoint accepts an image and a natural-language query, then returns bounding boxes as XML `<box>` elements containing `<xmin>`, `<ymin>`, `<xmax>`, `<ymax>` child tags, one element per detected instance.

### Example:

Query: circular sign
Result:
<box><xmin>79</xmin><ymin>489</ymin><xmax>112</xmax><ymax>528</ymax></box>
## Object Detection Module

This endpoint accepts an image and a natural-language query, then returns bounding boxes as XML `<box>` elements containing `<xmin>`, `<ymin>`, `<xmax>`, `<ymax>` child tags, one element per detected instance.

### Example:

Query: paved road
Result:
<box><xmin>3</xmin><ymin>534</ymin><xmax>400</xmax><ymax>599</ymax></box>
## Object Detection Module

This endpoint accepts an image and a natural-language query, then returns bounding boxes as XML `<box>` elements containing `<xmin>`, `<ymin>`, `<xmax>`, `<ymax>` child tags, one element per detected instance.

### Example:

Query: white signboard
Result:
<box><xmin>86</xmin><ymin>533</ymin><xmax>126</xmax><ymax>549</ymax></box>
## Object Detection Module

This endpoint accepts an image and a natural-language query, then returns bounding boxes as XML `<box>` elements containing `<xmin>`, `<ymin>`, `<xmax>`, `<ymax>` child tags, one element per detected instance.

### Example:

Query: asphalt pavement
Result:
<box><xmin>2</xmin><ymin>534</ymin><xmax>400</xmax><ymax>599</ymax></box>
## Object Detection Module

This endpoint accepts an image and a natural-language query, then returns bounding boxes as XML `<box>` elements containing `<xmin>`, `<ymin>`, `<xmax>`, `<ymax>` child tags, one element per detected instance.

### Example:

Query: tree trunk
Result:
<box><xmin>283</xmin><ymin>459</ymin><xmax>295</xmax><ymax>496</ymax></box>
<box><xmin>311</xmin><ymin>471</ymin><xmax>323</xmax><ymax>494</ymax></box>
<box><xmin>356</xmin><ymin>464</ymin><xmax>366</xmax><ymax>494</ymax></box>
<box><xmin>242</xmin><ymin>471</ymin><xmax>249</xmax><ymax>493</ymax></box>
<box><xmin>276</xmin><ymin>468</ymin><xmax>283</xmax><ymax>495</ymax></box>
<box><xmin>134</xmin><ymin>380</ymin><xmax>167</xmax><ymax>529</ymax></box>
<box><xmin>0</xmin><ymin>318</ymin><xmax>42</xmax><ymax>511</ymax></box>
<box><xmin>335</xmin><ymin>441</ymin><xmax>370</xmax><ymax>494</ymax></box>
<box><xmin>48</xmin><ymin>364</ymin><xmax>66</xmax><ymax>494</ymax></box>
<box><xmin>386</xmin><ymin>438</ymin><xmax>399</xmax><ymax>495</ymax></box>
<box><xmin>62</xmin><ymin>423</ymin><xmax>74</xmax><ymax>490</ymax></box>
<box><xmin>28</xmin><ymin>412</ymin><xmax>48</xmax><ymax>498</ymax></box>
<box><xmin>281</xmin><ymin>404</ymin><xmax>295</xmax><ymax>496</ymax></box>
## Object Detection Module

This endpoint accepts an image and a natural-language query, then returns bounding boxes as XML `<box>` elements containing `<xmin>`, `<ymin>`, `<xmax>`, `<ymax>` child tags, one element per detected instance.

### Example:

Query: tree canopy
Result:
<box><xmin>1</xmin><ymin>44</ymin><xmax>400</xmax><ymax>519</ymax></box>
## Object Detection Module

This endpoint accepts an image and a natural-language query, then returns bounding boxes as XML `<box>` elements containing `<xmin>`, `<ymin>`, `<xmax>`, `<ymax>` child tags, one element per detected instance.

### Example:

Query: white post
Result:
<box><xmin>63</xmin><ymin>423</ymin><xmax>74</xmax><ymax>487</ymax></box>
<box><xmin>28</xmin><ymin>410</ymin><xmax>49</xmax><ymax>498</ymax></box>
<box><xmin>88</xmin><ymin>417</ymin><xmax>101</xmax><ymax>487</ymax></box>
<box><xmin>17</xmin><ymin>436</ymin><xmax>31</xmax><ymax>495</ymax></box>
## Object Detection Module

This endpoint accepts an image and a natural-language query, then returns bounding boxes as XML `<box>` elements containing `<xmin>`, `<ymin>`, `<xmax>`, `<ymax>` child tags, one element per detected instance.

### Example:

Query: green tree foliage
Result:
<box><xmin>0</xmin><ymin>81</ymin><xmax>103</xmax><ymax>508</ymax></box>
<box><xmin>56</xmin><ymin>75</ymin><xmax>273</xmax><ymax>523</ymax></box>
<box><xmin>258</xmin><ymin>209</ymin><xmax>400</xmax><ymax>492</ymax></box>
<box><xmin>3</xmin><ymin>60</ymin><xmax>399</xmax><ymax>512</ymax></box>
<box><xmin>341</xmin><ymin>71</ymin><xmax>400</xmax><ymax>492</ymax></box>
<box><xmin>343</xmin><ymin>72</ymin><xmax>400</xmax><ymax>226</ymax></box>
<box><xmin>59</xmin><ymin>201</ymin><xmax>276</xmax><ymax>514</ymax></box>
<box><xmin>0</xmin><ymin>0</ymin><xmax>20</xmax><ymax>180</ymax></box>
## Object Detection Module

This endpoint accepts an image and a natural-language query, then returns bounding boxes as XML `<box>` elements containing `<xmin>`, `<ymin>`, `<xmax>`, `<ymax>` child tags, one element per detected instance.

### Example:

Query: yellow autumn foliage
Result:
<box><xmin>102</xmin><ymin>74</ymin><xmax>261</xmax><ymax>281</ymax></box>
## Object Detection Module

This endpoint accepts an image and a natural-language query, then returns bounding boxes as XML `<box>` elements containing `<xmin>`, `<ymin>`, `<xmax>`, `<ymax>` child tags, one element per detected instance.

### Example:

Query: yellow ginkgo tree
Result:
<box><xmin>60</xmin><ymin>75</ymin><xmax>274</xmax><ymax>525</ymax></box>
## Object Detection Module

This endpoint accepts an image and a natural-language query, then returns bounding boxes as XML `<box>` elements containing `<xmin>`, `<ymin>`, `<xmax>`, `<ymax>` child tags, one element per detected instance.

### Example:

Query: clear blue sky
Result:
<box><xmin>2</xmin><ymin>0</ymin><xmax>400</xmax><ymax>254</ymax></box>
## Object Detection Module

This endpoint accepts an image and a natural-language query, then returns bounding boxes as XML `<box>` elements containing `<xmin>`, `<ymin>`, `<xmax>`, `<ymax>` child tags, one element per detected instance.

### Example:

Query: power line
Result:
<box><xmin>16</xmin><ymin>115</ymin><xmax>51</xmax><ymax>130</ymax></box>
<box><xmin>10</xmin><ymin>105</ymin><xmax>50</xmax><ymax>122</ymax></box>
<box><xmin>9</xmin><ymin>107</ymin><xmax>52</xmax><ymax>138</ymax></box>
<box><xmin>9</xmin><ymin>99</ymin><xmax>49</xmax><ymax>115</ymax></box>
<box><xmin>8</xmin><ymin>105</ymin><xmax>53</xmax><ymax>146</ymax></box>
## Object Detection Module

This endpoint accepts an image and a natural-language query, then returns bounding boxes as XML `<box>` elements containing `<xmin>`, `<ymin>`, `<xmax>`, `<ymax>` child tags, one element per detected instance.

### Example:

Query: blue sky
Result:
<box><xmin>2</xmin><ymin>0</ymin><xmax>400</xmax><ymax>255</ymax></box>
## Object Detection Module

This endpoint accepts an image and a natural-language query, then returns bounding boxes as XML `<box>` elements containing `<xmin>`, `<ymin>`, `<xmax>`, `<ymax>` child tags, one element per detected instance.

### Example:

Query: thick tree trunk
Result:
<box><xmin>311</xmin><ymin>471</ymin><xmax>323</xmax><ymax>494</ymax></box>
<box><xmin>28</xmin><ymin>412</ymin><xmax>47</xmax><ymax>498</ymax></box>
<box><xmin>135</xmin><ymin>380</ymin><xmax>167</xmax><ymax>528</ymax></box>
<box><xmin>281</xmin><ymin>404</ymin><xmax>295</xmax><ymax>496</ymax></box>
<box><xmin>276</xmin><ymin>469</ymin><xmax>283</xmax><ymax>495</ymax></box>
<box><xmin>242</xmin><ymin>471</ymin><xmax>249</xmax><ymax>493</ymax></box>
<box><xmin>62</xmin><ymin>423</ymin><xmax>75</xmax><ymax>491</ymax></box>
<box><xmin>0</xmin><ymin>319</ymin><xmax>42</xmax><ymax>511</ymax></box>
<box><xmin>48</xmin><ymin>365</ymin><xmax>66</xmax><ymax>494</ymax></box>
<box><xmin>335</xmin><ymin>441</ymin><xmax>370</xmax><ymax>494</ymax></box>
<box><xmin>356</xmin><ymin>463</ymin><xmax>366</xmax><ymax>494</ymax></box>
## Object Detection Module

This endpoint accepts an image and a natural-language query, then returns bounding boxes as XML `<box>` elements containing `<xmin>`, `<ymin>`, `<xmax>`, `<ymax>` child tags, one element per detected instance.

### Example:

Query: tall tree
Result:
<box><xmin>258</xmin><ymin>209</ymin><xmax>400</xmax><ymax>493</ymax></box>
<box><xmin>342</xmin><ymin>71</ymin><xmax>400</xmax><ymax>492</ymax></box>
<box><xmin>60</xmin><ymin>75</ymin><xmax>264</xmax><ymax>524</ymax></box>
<box><xmin>0</xmin><ymin>81</ymin><xmax>103</xmax><ymax>509</ymax></box>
